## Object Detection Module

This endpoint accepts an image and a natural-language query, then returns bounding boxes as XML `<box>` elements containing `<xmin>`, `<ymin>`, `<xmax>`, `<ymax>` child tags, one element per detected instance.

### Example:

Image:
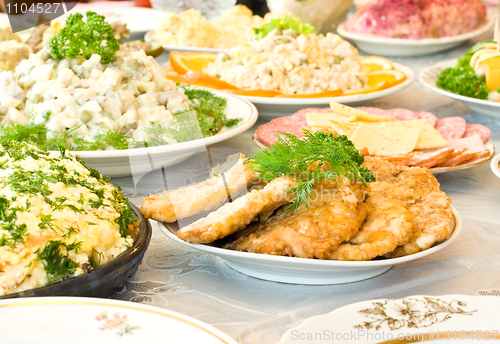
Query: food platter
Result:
<box><xmin>252</xmin><ymin>131</ymin><xmax>495</xmax><ymax>174</ymax></box>
<box><xmin>0</xmin><ymin>296</ymin><xmax>238</xmax><ymax>344</ymax></box>
<box><xmin>69</xmin><ymin>90</ymin><xmax>258</xmax><ymax>178</ymax></box>
<box><xmin>0</xmin><ymin>204</ymin><xmax>151</xmax><ymax>300</ymax></box>
<box><xmin>420</xmin><ymin>59</ymin><xmax>500</xmax><ymax>118</ymax></box>
<box><xmin>158</xmin><ymin>207</ymin><xmax>460</xmax><ymax>285</ymax></box>
<box><xmin>238</xmin><ymin>63</ymin><xmax>414</xmax><ymax>119</ymax></box>
<box><xmin>337</xmin><ymin>15</ymin><xmax>494</xmax><ymax>57</ymax></box>
<box><xmin>491</xmin><ymin>154</ymin><xmax>500</xmax><ymax>179</ymax></box>
<box><xmin>144</xmin><ymin>31</ymin><xmax>224</xmax><ymax>53</ymax></box>
<box><xmin>278</xmin><ymin>294</ymin><xmax>500</xmax><ymax>343</ymax></box>
<box><xmin>59</xmin><ymin>5</ymin><xmax>167</xmax><ymax>34</ymax></box>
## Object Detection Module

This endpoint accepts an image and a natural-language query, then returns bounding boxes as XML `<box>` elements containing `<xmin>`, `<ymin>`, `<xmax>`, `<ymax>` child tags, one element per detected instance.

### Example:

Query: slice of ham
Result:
<box><xmin>406</xmin><ymin>147</ymin><xmax>456</xmax><ymax>168</ymax></box>
<box><xmin>435</xmin><ymin>135</ymin><xmax>489</xmax><ymax>167</ymax></box>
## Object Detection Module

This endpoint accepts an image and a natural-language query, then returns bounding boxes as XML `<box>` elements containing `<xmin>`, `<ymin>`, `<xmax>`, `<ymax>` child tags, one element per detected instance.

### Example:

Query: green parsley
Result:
<box><xmin>436</xmin><ymin>55</ymin><xmax>489</xmax><ymax>100</ymax></box>
<box><xmin>254</xmin><ymin>16</ymin><xmax>315</xmax><ymax>40</ymax></box>
<box><xmin>49</xmin><ymin>11</ymin><xmax>120</xmax><ymax>64</ymax></box>
<box><xmin>247</xmin><ymin>131</ymin><xmax>375</xmax><ymax>212</ymax></box>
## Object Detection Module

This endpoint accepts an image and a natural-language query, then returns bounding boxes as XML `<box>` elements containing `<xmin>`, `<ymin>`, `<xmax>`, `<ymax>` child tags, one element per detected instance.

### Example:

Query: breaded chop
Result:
<box><xmin>176</xmin><ymin>176</ymin><xmax>298</xmax><ymax>244</ymax></box>
<box><xmin>387</xmin><ymin>192</ymin><xmax>453</xmax><ymax>257</ymax></box>
<box><xmin>328</xmin><ymin>193</ymin><xmax>414</xmax><ymax>261</ymax></box>
<box><xmin>364</xmin><ymin>157</ymin><xmax>454</xmax><ymax>257</ymax></box>
<box><xmin>224</xmin><ymin>185</ymin><xmax>368</xmax><ymax>259</ymax></box>
<box><xmin>141</xmin><ymin>154</ymin><xmax>258</xmax><ymax>223</ymax></box>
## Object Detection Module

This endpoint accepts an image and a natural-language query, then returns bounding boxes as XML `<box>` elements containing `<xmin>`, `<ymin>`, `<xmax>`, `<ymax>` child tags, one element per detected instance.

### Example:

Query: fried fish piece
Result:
<box><xmin>224</xmin><ymin>184</ymin><xmax>368</xmax><ymax>259</ymax></box>
<box><xmin>176</xmin><ymin>176</ymin><xmax>297</xmax><ymax>244</ymax></box>
<box><xmin>140</xmin><ymin>154</ymin><xmax>258</xmax><ymax>223</ymax></box>
<box><xmin>328</xmin><ymin>193</ymin><xmax>414</xmax><ymax>261</ymax></box>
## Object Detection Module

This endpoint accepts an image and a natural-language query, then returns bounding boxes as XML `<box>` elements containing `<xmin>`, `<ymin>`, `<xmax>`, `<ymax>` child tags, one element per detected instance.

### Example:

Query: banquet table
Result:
<box><xmin>109</xmin><ymin>33</ymin><xmax>500</xmax><ymax>343</ymax></box>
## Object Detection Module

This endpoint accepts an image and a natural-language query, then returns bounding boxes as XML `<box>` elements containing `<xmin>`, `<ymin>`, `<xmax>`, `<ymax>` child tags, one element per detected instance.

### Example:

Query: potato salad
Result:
<box><xmin>205</xmin><ymin>17</ymin><xmax>367</xmax><ymax>95</ymax></box>
<box><xmin>0</xmin><ymin>47</ymin><xmax>189</xmax><ymax>144</ymax></box>
<box><xmin>0</xmin><ymin>141</ymin><xmax>136</xmax><ymax>296</ymax></box>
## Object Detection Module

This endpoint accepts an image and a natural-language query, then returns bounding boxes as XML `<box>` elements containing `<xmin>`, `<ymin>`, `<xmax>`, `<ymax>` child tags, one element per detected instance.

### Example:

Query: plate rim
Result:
<box><xmin>490</xmin><ymin>153</ymin><xmax>500</xmax><ymax>178</ymax></box>
<box><xmin>337</xmin><ymin>14</ymin><xmax>494</xmax><ymax>46</ymax></box>
<box><xmin>277</xmin><ymin>293</ymin><xmax>500</xmax><ymax>344</ymax></box>
<box><xmin>0</xmin><ymin>296</ymin><xmax>238</xmax><ymax>344</ymax></box>
<box><xmin>157</xmin><ymin>206</ymin><xmax>461</xmax><ymax>269</ymax></box>
<box><xmin>55</xmin><ymin>89</ymin><xmax>258</xmax><ymax>159</ymax></box>
<box><xmin>252</xmin><ymin>127</ymin><xmax>495</xmax><ymax>174</ymax></box>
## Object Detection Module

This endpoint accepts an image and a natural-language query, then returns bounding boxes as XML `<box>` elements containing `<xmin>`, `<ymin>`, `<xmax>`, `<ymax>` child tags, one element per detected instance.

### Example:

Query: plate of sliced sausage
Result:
<box><xmin>253</xmin><ymin>107</ymin><xmax>494</xmax><ymax>174</ymax></box>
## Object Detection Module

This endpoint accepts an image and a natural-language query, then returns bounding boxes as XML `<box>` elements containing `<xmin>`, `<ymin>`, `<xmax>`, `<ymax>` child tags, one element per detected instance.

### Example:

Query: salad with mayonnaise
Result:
<box><xmin>0</xmin><ymin>12</ymin><xmax>236</xmax><ymax>151</ymax></box>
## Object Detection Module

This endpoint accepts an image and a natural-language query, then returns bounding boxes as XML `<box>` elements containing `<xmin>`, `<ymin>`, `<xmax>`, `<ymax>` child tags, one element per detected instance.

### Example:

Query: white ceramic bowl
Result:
<box><xmin>337</xmin><ymin>15</ymin><xmax>494</xmax><ymax>57</ymax></box>
<box><xmin>158</xmin><ymin>207</ymin><xmax>461</xmax><ymax>285</ymax></box>
<box><xmin>491</xmin><ymin>154</ymin><xmax>500</xmax><ymax>179</ymax></box>
<box><xmin>68</xmin><ymin>90</ymin><xmax>258</xmax><ymax>178</ymax></box>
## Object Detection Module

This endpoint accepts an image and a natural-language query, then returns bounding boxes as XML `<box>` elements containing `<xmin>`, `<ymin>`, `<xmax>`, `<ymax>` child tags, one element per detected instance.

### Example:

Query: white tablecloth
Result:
<box><xmin>109</xmin><ymin>32</ymin><xmax>500</xmax><ymax>343</ymax></box>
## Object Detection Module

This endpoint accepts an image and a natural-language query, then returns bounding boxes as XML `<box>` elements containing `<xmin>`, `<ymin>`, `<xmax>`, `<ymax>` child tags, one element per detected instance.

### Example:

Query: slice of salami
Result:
<box><xmin>435</xmin><ymin>117</ymin><xmax>467</xmax><ymax>140</ymax></box>
<box><xmin>414</xmin><ymin>111</ymin><xmax>438</xmax><ymax>127</ymax></box>
<box><xmin>463</xmin><ymin>124</ymin><xmax>491</xmax><ymax>144</ymax></box>
<box><xmin>292</xmin><ymin>107</ymin><xmax>332</xmax><ymax>126</ymax></box>
<box><xmin>356</xmin><ymin>107</ymin><xmax>388</xmax><ymax>116</ymax></box>
<box><xmin>256</xmin><ymin>116</ymin><xmax>304</xmax><ymax>146</ymax></box>
<box><xmin>385</xmin><ymin>108</ymin><xmax>419</xmax><ymax>121</ymax></box>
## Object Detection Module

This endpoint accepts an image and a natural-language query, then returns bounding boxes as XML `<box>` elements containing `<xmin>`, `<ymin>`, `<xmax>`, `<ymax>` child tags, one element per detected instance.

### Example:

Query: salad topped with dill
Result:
<box><xmin>0</xmin><ymin>11</ymin><xmax>239</xmax><ymax>151</ymax></box>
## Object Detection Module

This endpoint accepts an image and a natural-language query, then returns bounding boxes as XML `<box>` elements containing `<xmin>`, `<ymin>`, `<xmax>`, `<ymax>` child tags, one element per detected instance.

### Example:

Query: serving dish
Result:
<box><xmin>278</xmin><ymin>294</ymin><xmax>500</xmax><ymax>343</ymax></box>
<box><xmin>0</xmin><ymin>296</ymin><xmax>237</xmax><ymax>343</ymax></box>
<box><xmin>158</xmin><ymin>207</ymin><xmax>461</xmax><ymax>285</ymax></box>
<box><xmin>337</xmin><ymin>15</ymin><xmax>494</xmax><ymax>57</ymax></box>
<box><xmin>491</xmin><ymin>154</ymin><xmax>500</xmax><ymax>179</ymax></box>
<box><xmin>0</xmin><ymin>203</ymin><xmax>151</xmax><ymax>300</ymax></box>
<box><xmin>237</xmin><ymin>63</ymin><xmax>413</xmax><ymax>119</ymax></box>
<box><xmin>69</xmin><ymin>89</ymin><xmax>258</xmax><ymax>178</ymax></box>
<box><xmin>252</xmin><ymin>131</ymin><xmax>495</xmax><ymax>174</ymax></box>
<box><xmin>58</xmin><ymin>5</ymin><xmax>166</xmax><ymax>34</ymax></box>
<box><xmin>420</xmin><ymin>59</ymin><xmax>500</xmax><ymax>118</ymax></box>
<box><xmin>144</xmin><ymin>31</ymin><xmax>224</xmax><ymax>53</ymax></box>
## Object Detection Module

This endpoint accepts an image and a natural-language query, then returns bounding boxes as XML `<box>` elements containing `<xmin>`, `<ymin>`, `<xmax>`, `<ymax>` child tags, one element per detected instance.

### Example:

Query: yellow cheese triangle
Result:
<box><xmin>382</xmin><ymin>119</ymin><xmax>448</xmax><ymax>149</ymax></box>
<box><xmin>350</xmin><ymin>123</ymin><xmax>420</xmax><ymax>156</ymax></box>
<box><xmin>329</xmin><ymin>101</ymin><xmax>393</xmax><ymax>122</ymax></box>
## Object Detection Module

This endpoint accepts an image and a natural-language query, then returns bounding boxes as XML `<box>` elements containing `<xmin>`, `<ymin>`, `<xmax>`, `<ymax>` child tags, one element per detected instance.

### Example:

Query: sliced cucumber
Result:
<box><xmin>470</xmin><ymin>49</ymin><xmax>500</xmax><ymax>69</ymax></box>
<box><xmin>466</xmin><ymin>41</ymin><xmax>497</xmax><ymax>55</ymax></box>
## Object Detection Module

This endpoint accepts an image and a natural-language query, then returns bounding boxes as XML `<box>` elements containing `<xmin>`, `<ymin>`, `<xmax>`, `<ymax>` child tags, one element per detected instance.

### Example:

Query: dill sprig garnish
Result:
<box><xmin>247</xmin><ymin>131</ymin><xmax>375</xmax><ymax>212</ymax></box>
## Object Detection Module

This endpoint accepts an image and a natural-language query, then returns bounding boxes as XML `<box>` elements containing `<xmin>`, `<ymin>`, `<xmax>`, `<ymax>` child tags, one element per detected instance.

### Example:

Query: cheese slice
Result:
<box><xmin>329</xmin><ymin>101</ymin><xmax>393</xmax><ymax>122</ymax></box>
<box><xmin>350</xmin><ymin>123</ymin><xmax>420</xmax><ymax>156</ymax></box>
<box><xmin>382</xmin><ymin>119</ymin><xmax>448</xmax><ymax>149</ymax></box>
<box><xmin>306</xmin><ymin>112</ymin><xmax>356</xmax><ymax>127</ymax></box>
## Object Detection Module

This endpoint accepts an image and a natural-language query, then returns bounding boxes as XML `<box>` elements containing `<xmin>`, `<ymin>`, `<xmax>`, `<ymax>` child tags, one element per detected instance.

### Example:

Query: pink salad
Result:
<box><xmin>344</xmin><ymin>0</ymin><xmax>486</xmax><ymax>39</ymax></box>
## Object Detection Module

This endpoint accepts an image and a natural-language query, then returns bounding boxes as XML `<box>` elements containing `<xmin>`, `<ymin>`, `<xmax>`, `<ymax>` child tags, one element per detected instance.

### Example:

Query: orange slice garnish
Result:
<box><xmin>361</xmin><ymin>56</ymin><xmax>394</xmax><ymax>73</ymax></box>
<box><xmin>170</xmin><ymin>52</ymin><xmax>218</xmax><ymax>74</ymax></box>
<box><xmin>166</xmin><ymin>71</ymin><xmax>241</xmax><ymax>91</ymax></box>
<box><xmin>367</xmin><ymin>69</ymin><xmax>407</xmax><ymax>90</ymax></box>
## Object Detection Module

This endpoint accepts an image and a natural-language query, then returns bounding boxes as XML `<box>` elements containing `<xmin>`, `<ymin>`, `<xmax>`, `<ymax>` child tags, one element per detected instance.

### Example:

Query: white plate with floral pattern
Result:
<box><xmin>158</xmin><ymin>207</ymin><xmax>461</xmax><ymax>285</ymax></box>
<box><xmin>278</xmin><ymin>294</ymin><xmax>500</xmax><ymax>343</ymax></box>
<box><xmin>0</xmin><ymin>297</ymin><xmax>237</xmax><ymax>343</ymax></box>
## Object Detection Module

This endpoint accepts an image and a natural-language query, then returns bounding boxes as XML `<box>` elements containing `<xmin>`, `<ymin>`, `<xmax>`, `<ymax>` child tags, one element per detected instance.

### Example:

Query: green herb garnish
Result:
<box><xmin>36</xmin><ymin>240</ymin><xmax>82</xmax><ymax>284</ymax></box>
<box><xmin>254</xmin><ymin>16</ymin><xmax>315</xmax><ymax>40</ymax></box>
<box><xmin>49</xmin><ymin>11</ymin><xmax>120</xmax><ymax>64</ymax></box>
<box><xmin>436</xmin><ymin>55</ymin><xmax>489</xmax><ymax>100</ymax></box>
<box><xmin>247</xmin><ymin>131</ymin><xmax>374</xmax><ymax>212</ymax></box>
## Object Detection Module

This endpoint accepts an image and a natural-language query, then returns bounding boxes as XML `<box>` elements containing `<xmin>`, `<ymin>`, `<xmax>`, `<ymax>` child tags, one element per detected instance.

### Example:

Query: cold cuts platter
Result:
<box><xmin>253</xmin><ymin>106</ymin><xmax>494</xmax><ymax>174</ymax></box>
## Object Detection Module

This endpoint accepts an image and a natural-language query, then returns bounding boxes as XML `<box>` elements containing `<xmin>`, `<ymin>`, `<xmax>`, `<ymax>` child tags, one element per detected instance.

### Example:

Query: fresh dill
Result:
<box><xmin>36</xmin><ymin>240</ymin><xmax>82</xmax><ymax>284</ymax></box>
<box><xmin>247</xmin><ymin>131</ymin><xmax>375</xmax><ymax>212</ymax></box>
